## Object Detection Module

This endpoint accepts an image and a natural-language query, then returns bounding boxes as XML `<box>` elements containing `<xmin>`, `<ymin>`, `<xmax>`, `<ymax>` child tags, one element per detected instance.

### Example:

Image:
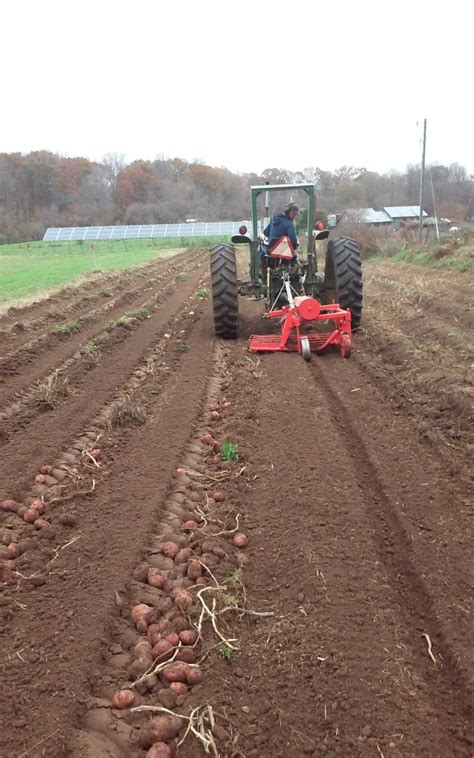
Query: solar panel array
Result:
<box><xmin>43</xmin><ymin>222</ymin><xmax>250</xmax><ymax>242</ymax></box>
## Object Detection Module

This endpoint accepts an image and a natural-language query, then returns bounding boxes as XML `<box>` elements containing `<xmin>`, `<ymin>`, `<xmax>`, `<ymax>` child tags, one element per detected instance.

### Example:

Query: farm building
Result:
<box><xmin>337</xmin><ymin>205</ymin><xmax>429</xmax><ymax>227</ymax></box>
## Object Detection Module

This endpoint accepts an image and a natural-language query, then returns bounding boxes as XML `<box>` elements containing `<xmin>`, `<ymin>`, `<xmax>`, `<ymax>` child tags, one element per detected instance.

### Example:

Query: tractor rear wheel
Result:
<box><xmin>323</xmin><ymin>237</ymin><xmax>363</xmax><ymax>329</ymax></box>
<box><xmin>210</xmin><ymin>243</ymin><xmax>239</xmax><ymax>339</ymax></box>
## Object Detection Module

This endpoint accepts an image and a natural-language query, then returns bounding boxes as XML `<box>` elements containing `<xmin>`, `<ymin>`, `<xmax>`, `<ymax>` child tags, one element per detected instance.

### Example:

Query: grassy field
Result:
<box><xmin>389</xmin><ymin>240</ymin><xmax>474</xmax><ymax>272</ymax></box>
<box><xmin>0</xmin><ymin>237</ymin><xmax>222</xmax><ymax>306</ymax></box>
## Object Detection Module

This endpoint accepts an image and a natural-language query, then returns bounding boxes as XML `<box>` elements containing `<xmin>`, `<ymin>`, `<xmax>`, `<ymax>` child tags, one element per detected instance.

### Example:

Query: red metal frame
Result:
<box><xmin>249</xmin><ymin>296</ymin><xmax>352</xmax><ymax>358</ymax></box>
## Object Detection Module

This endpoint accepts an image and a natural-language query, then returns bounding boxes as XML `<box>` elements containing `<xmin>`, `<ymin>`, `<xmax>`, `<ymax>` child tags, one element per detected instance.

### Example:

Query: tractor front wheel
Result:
<box><xmin>323</xmin><ymin>237</ymin><xmax>363</xmax><ymax>330</ymax></box>
<box><xmin>210</xmin><ymin>243</ymin><xmax>239</xmax><ymax>339</ymax></box>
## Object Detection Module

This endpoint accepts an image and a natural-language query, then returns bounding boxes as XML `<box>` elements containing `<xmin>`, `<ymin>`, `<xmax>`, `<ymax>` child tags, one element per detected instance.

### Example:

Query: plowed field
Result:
<box><xmin>0</xmin><ymin>249</ymin><xmax>472</xmax><ymax>758</ymax></box>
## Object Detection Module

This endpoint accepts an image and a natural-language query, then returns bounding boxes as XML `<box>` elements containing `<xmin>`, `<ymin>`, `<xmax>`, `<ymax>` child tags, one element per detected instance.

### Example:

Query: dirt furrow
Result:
<box><xmin>174</xmin><ymin>304</ymin><xmax>472</xmax><ymax>757</ymax></box>
<box><xmin>0</xmin><ymin>249</ymin><xmax>187</xmax><ymax>350</ymax></box>
<box><xmin>310</xmin><ymin>357</ymin><xmax>472</xmax><ymax>744</ymax></box>
<box><xmin>0</xmin><ymin>256</ymin><xmax>205</xmax><ymax>447</ymax></box>
<box><xmin>0</xmin><ymin>250</ymin><xmax>203</xmax><ymax>406</ymax></box>
<box><xmin>0</xmin><ymin>306</ymin><xmax>221</xmax><ymax>758</ymax></box>
<box><xmin>0</xmin><ymin>259</ymin><xmax>206</xmax><ymax>500</ymax></box>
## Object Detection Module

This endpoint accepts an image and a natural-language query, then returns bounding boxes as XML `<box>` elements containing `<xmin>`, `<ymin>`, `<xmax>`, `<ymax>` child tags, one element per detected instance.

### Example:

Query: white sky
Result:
<box><xmin>1</xmin><ymin>0</ymin><xmax>473</xmax><ymax>175</ymax></box>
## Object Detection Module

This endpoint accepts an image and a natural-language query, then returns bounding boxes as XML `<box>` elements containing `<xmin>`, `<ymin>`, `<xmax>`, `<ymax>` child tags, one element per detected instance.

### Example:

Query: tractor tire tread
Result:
<box><xmin>210</xmin><ymin>243</ymin><xmax>239</xmax><ymax>339</ymax></box>
<box><xmin>324</xmin><ymin>236</ymin><xmax>363</xmax><ymax>329</ymax></box>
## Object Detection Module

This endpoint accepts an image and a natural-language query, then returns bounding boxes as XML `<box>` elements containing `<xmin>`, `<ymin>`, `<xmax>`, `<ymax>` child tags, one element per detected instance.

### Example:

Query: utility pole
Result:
<box><xmin>418</xmin><ymin>118</ymin><xmax>427</xmax><ymax>242</ymax></box>
<box><xmin>430</xmin><ymin>168</ymin><xmax>440</xmax><ymax>241</ymax></box>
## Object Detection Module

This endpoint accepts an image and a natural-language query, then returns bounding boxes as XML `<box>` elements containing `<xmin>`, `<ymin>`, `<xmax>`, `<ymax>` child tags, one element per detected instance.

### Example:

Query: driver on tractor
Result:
<box><xmin>261</xmin><ymin>202</ymin><xmax>300</xmax><ymax>264</ymax></box>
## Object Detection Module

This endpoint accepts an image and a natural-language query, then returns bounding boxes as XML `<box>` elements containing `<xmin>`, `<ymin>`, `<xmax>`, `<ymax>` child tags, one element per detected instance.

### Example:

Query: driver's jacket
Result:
<box><xmin>263</xmin><ymin>212</ymin><xmax>298</xmax><ymax>252</ymax></box>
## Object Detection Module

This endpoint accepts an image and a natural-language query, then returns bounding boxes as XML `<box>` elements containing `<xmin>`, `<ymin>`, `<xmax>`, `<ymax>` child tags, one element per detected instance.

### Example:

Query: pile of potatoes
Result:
<box><xmin>0</xmin><ymin>436</ymin><xmax>101</xmax><ymax>582</ymax></box>
<box><xmin>105</xmin><ymin>392</ymin><xmax>249</xmax><ymax>754</ymax></box>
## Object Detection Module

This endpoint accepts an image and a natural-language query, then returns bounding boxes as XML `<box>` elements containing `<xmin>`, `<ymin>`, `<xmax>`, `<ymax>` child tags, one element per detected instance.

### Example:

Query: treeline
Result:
<box><xmin>0</xmin><ymin>152</ymin><xmax>472</xmax><ymax>243</ymax></box>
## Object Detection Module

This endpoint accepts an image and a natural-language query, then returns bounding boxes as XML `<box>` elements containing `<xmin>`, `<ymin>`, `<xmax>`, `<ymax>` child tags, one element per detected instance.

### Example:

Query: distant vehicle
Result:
<box><xmin>185</xmin><ymin>218</ymin><xmax>198</xmax><ymax>223</ymax></box>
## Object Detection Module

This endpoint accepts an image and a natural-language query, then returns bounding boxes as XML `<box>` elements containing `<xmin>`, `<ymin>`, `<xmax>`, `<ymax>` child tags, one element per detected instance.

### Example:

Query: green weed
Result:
<box><xmin>112</xmin><ymin>307</ymin><xmax>150</xmax><ymax>328</ymax></box>
<box><xmin>195</xmin><ymin>287</ymin><xmax>209</xmax><ymax>299</ymax></box>
<box><xmin>220</xmin><ymin>441</ymin><xmax>239</xmax><ymax>462</ymax></box>
<box><xmin>219</xmin><ymin>644</ymin><xmax>235</xmax><ymax>661</ymax></box>
<box><xmin>52</xmin><ymin>320</ymin><xmax>81</xmax><ymax>336</ymax></box>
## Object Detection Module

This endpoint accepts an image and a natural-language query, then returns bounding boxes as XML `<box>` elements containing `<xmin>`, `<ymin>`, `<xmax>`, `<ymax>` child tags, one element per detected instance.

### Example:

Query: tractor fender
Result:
<box><xmin>313</xmin><ymin>229</ymin><xmax>330</xmax><ymax>241</ymax></box>
<box><xmin>231</xmin><ymin>234</ymin><xmax>253</xmax><ymax>244</ymax></box>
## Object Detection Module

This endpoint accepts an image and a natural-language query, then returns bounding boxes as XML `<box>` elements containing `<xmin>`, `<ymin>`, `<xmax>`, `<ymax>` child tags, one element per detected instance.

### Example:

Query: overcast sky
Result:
<box><xmin>2</xmin><ymin>0</ymin><xmax>473</xmax><ymax>175</ymax></box>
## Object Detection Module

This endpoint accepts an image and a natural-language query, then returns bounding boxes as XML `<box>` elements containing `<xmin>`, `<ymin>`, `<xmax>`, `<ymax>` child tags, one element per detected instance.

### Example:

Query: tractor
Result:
<box><xmin>209</xmin><ymin>183</ymin><xmax>363</xmax><ymax>360</ymax></box>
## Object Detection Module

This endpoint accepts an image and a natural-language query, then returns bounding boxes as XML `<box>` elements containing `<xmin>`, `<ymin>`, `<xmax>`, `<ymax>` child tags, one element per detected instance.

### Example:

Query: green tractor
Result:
<box><xmin>209</xmin><ymin>183</ymin><xmax>363</xmax><ymax>359</ymax></box>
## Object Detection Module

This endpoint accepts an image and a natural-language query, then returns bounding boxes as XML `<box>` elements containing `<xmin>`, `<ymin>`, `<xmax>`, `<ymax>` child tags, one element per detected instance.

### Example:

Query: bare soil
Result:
<box><xmin>0</xmin><ymin>254</ymin><xmax>472</xmax><ymax>758</ymax></box>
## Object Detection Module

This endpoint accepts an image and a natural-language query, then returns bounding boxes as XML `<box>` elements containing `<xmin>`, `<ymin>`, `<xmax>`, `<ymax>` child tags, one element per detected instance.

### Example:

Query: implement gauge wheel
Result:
<box><xmin>301</xmin><ymin>336</ymin><xmax>311</xmax><ymax>362</ymax></box>
<box><xmin>323</xmin><ymin>237</ymin><xmax>363</xmax><ymax>330</ymax></box>
<box><xmin>210</xmin><ymin>243</ymin><xmax>239</xmax><ymax>339</ymax></box>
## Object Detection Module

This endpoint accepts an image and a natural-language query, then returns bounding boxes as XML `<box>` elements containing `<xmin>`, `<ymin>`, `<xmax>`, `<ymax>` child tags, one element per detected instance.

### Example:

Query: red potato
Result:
<box><xmin>212</xmin><ymin>546</ymin><xmax>228</xmax><ymax>559</ymax></box>
<box><xmin>134</xmin><ymin>639</ymin><xmax>153</xmax><ymax>659</ymax></box>
<box><xmin>179</xmin><ymin>629</ymin><xmax>198</xmax><ymax>646</ymax></box>
<box><xmin>184</xmin><ymin>520</ymin><xmax>198</xmax><ymax>531</ymax></box>
<box><xmin>233</xmin><ymin>533</ymin><xmax>249</xmax><ymax>549</ymax></box>
<box><xmin>212</xmin><ymin>491</ymin><xmax>225</xmax><ymax>502</ymax></box>
<box><xmin>147</xmin><ymin>625</ymin><xmax>163</xmax><ymax>647</ymax></box>
<box><xmin>176</xmin><ymin>468</ymin><xmax>187</xmax><ymax>476</ymax></box>
<box><xmin>34</xmin><ymin>518</ymin><xmax>48</xmax><ymax>530</ymax></box>
<box><xmin>147</xmin><ymin>744</ymin><xmax>172</xmax><ymax>758</ymax></box>
<box><xmin>187</xmin><ymin>560</ymin><xmax>202</xmax><ymax>581</ymax></box>
<box><xmin>35</xmin><ymin>474</ymin><xmax>46</xmax><ymax>484</ymax></box>
<box><xmin>169</xmin><ymin>681</ymin><xmax>188</xmax><ymax>695</ymax></box>
<box><xmin>23</xmin><ymin>508</ymin><xmax>38</xmax><ymax>524</ymax></box>
<box><xmin>200</xmin><ymin>552</ymin><xmax>219</xmax><ymax>568</ymax></box>
<box><xmin>185</xmin><ymin>666</ymin><xmax>203</xmax><ymax>685</ymax></box>
<box><xmin>164</xmin><ymin>632</ymin><xmax>179</xmax><ymax>647</ymax></box>
<box><xmin>30</xmin><ymin>499</ymin><xmax>45</xmax><ymax>514</ymax></box>
<box><xmin>40</xmin><ymin>465</ymin><xmax>53</xmax><ymax>475</ymax></box>
<box><xmin>91</xmin><ymin>448</ymin><xmax>101</xmax><ymax>458</ymax></box>
<box><xmin>6</xmin><ymin>543</ymin><xmax>17</xmax><ymax>559</ymax></box>
<box><xmin>147</xmin><ymin>568</ymin><xmax>166</xmax><ymax>588</ymax></box>
<box><xmin>210</xmin><ymin>411</ymin><xmax>220</xmax><ymax>421</ymax></box>
<box><xmin>131</xmin><ymin>603</ymin><xmax>151</xmax><ymax>633</ymax></box>
<box><xmin>172</xmin><ymin>616</ymin><xmax>188</xmax><ymax>634</ymax></box>
<box><xmin>112</xmin><ymin>689</ymin><xmax>135</xmax><ymax>709</ymax></box>
<box><xmin>129</xmin><ymin>656</ymin><xmax>152</xmax><ymax>678</ymax></box>
<box><xmin>148</xmin><ymin>714</ymin><xmax>182</xmax><ymax>743</ymax></box>
<box><xmin>175</xmin><ymin>547</ymin><xmax>192</xmax><ymax>564</ymax></box>
<box><xmin>200</xmin><ymin>433</ymin><xmax>214</xmax><ymax>446</ymax></box>
<box><xmin>151</xmin><ymin>638</ymin><xmax>174</xmax><ymax>662</ymax></box>
<box><xmin>176</xmin><ymin>647</ymin><xmax>198</xmax><ymax>663</ymax></box>
<box><xmin>161</xmin><ymin>663</ymin><xmax>188</xmax><ymax>683</ymax></box>
<box><xmin>222</xmin><ymin>401</ymin><xmax>231</xmax><ymax>409</ymax></box>
<box><xmin>0</xmin><ymin>500</ymin><xmax>18</xmax><ymax>512</ymax></box>
<box><xmin>162</xmin><ymin>542</ymin><xmax>179</xmax><ymax>559</ymax></box>
<box><xmin>172</xmin><ymin>589</ymin><xmax>193</xmax><ymax>611</ymax></box>
<box><xmin>155</xmin><ymin>617</ymin><xmax>176</xmax><ymax>634</ymax></box>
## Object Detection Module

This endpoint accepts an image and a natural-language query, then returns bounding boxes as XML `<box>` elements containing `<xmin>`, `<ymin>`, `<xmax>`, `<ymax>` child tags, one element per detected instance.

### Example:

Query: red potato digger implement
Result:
<box><xmin>248</xmin><ymin>283</ymin><xmax>352</xmax><ymax>361</ymax></box>
<box><xmin>210</xmin><ymin>183</ymin><xmax>362</xmax><ymax>360</ymax></box>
